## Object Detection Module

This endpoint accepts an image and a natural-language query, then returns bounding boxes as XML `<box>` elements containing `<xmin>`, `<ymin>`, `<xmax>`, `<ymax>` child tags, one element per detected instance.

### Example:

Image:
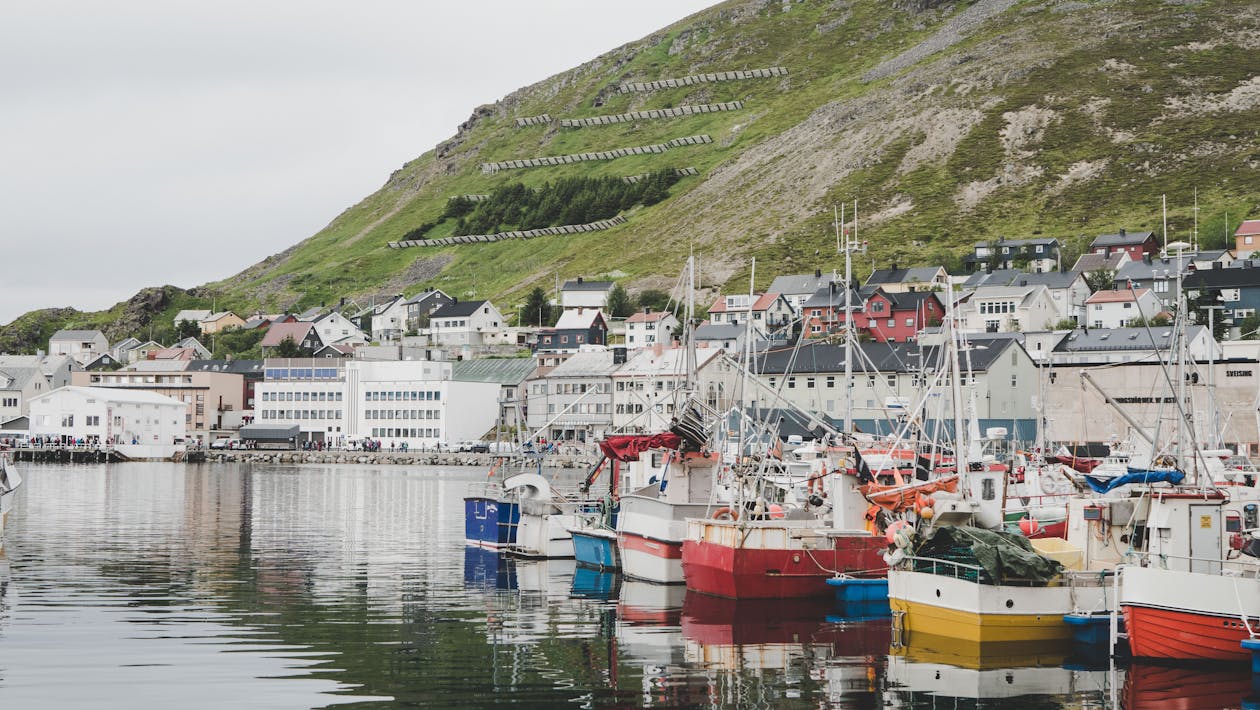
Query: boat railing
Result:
<box><xmin>1119</xmin><ymin>549</ymin><xmax>1260</xmax><ymax>577</ymax></box>
<box><xmin>465</xmin><ymin>481</ymin><xmax>504</xmax><ymax>500</ymax></box>
<box><xmin>904</xmin><ymin>555</ymin><xmax>1115</xmax><ymax>587</ymax></box>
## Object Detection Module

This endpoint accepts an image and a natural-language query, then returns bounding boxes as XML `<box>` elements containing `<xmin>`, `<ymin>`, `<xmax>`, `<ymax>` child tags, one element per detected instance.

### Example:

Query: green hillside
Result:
<box><xmin>6</xmin><ymin>0</ymin><xmax>1260</xmax><ymax>350</ymax></box>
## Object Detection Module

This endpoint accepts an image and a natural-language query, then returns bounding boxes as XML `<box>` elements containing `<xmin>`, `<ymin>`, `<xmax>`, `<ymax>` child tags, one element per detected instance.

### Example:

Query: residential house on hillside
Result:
<box><xmin>1084</xmin><ymin>289</ymin><xmax>1164</xmax><ymax>329</ymax></box>
<box><xmin>312</xmin><ymin>343</ymin><xmax>356</xmax><ymax>359</ymax></box>
<box><xmin>1236</xmin><ymin>219</ymin><xmax>1260</xmax><ymax>258</ymax></box>
<box><xmin>1051</xmin><ymin>325</ymin><xmax>1220</xmax><ymax>365</ymax></box>
<box><xmin>84</xmin><ymin>353</ymin><xmax>122</xmax><ymax>370</ymax></box>
<box><xmin>693</xmin><ymin>322</ymin><xmax>745</xmax><ymax>352</ymax></box>
<box><xmin>125</xmin><ymin>340</ymin><xmax>164</xmax><ymax>364</ymax></box>
<box><xmin>625</xmin><ymin>309</ymin><xmax>679</xmax><ymax>349</ymax></box>
<box><xmin>966</xmin><ymin>238</ymin><xmax>1061</xmax><ymax>273</ymax></box>
<box><xmin>200</xmin><ymin>311</ymin><xmax>244</xmax><ymax>334</ymax></box>
<box><xmin>260</xmin><ymin>321</ymin><xmax>321</xmax><ymax>355</ymax></box>
<box><xmin>800</xmin><ymin>282</ymin><xmax>863</xmax><ymax>336</ymax></box>
<box><xmin>707</xmin><ymin>293</ymin><xmax>793</xmax><ymax>340</ymax></box>
<box><xmin>561</xmin><ymin>278</ymin><xmax>615</xmax><ymax>311</ymax></box>
<box><xmin>310</xmin><ymin>312</ymin><xmax>368</xmax><ymax>349</ymax></box>
<box><xmin>1071</xmin><ymin>250</ymin><xmax>1132</xmax><ymax>274</ymax></box>
<box><xmin>1192</xmin><ymin>249</ymin><xmax>1235</xmax><ymax>270</ymax></box>
<box><xmin>960</xmin><ymin>284</ymin><xmax>1059</xmax><ymax>333</ymax></box>
<box><xmin>110</xmin><ymin>337</ymin><xmax>142</xmax><ymax>362</ymax></box>
<box><xmin>536</xmin><ymin>308</ymin><xmax>608</xmax><ymax>353</ymax></box>
<box><xmin>968</xmin><ymin>270</ymin><xmax>1091</xmax><ymax>323</ymax></box>
<box><xmin>769</xmin><ymin>270</ymin><xmax>838</xmax><ymax>313</ymax></box>
<box><xmin>173</xmin><ymin>310</ymin><xmax>211</xmax><ymax>328</ymax></box>
<box><xmin>369</xmin><ymin>295</ymin><xmax>410</xmax><ymax>342</ymax></box>
<box><xmin>428</xmin><ymin>300</ymin><xmax>505</xmax><ymax>347</ymax></box>
<box><xmin>403</xmin><ymin>288</ymin><xmax>454</xmax><ymax>330</ymax></box>
<box><xmin>1089</xmin><ymin>229</ymin><xmax>1159</xmax><ymax>261</ymax></box>
<box><xmin>49</xmin><ymin>329</ymin><xmax>108</xmax><ymax>366</ymax></box>
<box><xmin>1183</xmin><ymin>261</ymin><xmax>1260</xmax><ymax>328</ymax></box>
<box><xmin>852</xmin><ymin>289</ymin><xmax>944</xmax><ymax>343</ymax></box>
<box><xmin>295</xmin><ymin>307</ymin><xmax>324</xmax><ymax>321</ymax></box>
<box><xmin>0</xmin><ymin>366</ymin><xmax>47</xmax><ymax>426</ymax></box>
<box><xmin>525</xmin><ymin>350</ymin><xmax>617</xmax><ymax>442</ymax></box>
<box><xmin>864</xmin><ymin>265</ymin><xmax>948</xmax><ymax>293</ymax></box>
<box><xmin>174</xmin><ymin>337</ymin><xmax>212</xmax><ymax>359</ymax></box>
<box><xmin>1113</xmin><ymin>254</ymin><xmax>1192</xmax><ymax>310</ymax></box>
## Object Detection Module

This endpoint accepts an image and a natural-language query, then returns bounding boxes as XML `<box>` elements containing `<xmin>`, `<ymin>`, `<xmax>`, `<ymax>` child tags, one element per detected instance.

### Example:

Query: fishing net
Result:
<box><xmin>913</xmin><ymin>525</ymin><xmax>1063</xmax><ymax>585</ymax></box>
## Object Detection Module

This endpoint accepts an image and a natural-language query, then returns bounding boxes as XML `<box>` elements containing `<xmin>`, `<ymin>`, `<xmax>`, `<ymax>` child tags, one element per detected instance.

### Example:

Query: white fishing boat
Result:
<box><xmin>0</xmin><ymin>453</ymin><xmax>22</xmax><ymax>546</ymax></box>
<box><xmin>502</xmin><ymin>472</ymin><xmax>581</xmax><ymax>558</ymax></box>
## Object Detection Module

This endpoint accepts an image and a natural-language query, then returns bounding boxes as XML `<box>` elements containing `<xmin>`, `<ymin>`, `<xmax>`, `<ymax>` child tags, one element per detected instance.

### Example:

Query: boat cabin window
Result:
<box><xmin>1246</xmin><ymin>504</ymin><xmax>1259</xmax><ymax>531</ymax></box>
<box><xmin>1226</xmin><ymin>513</ymin><xmax>1242</xmax><ymax>533</ymax></box>
<box><xmin>981</xmin><ymin>478</ymin><xmax>996</xmax><ymax>501</ymax></box>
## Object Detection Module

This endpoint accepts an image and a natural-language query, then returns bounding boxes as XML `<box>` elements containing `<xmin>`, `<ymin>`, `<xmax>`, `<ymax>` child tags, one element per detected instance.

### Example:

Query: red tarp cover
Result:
<box><xmin>599</xmin><ymin>433</ymin><xmax>683</xmax><ymax>462</ymax></box>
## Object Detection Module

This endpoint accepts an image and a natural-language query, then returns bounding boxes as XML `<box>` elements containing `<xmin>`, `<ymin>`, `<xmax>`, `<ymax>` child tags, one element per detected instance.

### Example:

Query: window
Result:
<box><xmin>887</xmin><ymin>319</ymin><xmax>895</xmax><ymax>328</ymax></box>
<box><xmin>905</xmin><ymin>318</ymin><xmax>914</xmax><ymax>327</ymax></box>
<box><xmin>826</xmin><ymin>376</ymin><xmax>835</xmax><ymax>388</ymax></box>
<box><xmin>787</xmin><ymin>377</ymin><xmax>796</xmax><ymax>389</ymax></box>
<box><xmin>806</xmin><ymin>377</ymin><xmax>815</xmax><ymax>389</ymax></box>
<box><xmin>886</xmin><ymin>374</ymin><xmax>896</xmax><ymax>388</ymax></box>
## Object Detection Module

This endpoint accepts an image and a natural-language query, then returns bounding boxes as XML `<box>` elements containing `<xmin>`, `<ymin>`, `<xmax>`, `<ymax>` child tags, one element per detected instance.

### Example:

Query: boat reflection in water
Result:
<box><xmin>571</xmin><ymin>566</ymin><xmax>620</xmax><ymax>600</ymax></box>
<box><xmin>463</xmin><ymin>545</ymin><xmax>518</xmax><ymax>591</ymax></box>
<box><xmin>1123</xmin><ymin>662</ymin><xmax>1255</xmax><ymax>710</ymax></box>
<box><xmin>885</xmin><ymin>633</ymin><xmax>1113</xmax><ymax>706</ymax></box>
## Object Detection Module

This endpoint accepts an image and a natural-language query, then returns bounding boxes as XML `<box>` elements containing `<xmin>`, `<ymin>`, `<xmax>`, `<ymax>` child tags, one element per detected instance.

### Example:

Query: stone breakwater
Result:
<box><xmin>202</xmin><ymin>450</ymin><xmax>597</xmax><ymax>468</ymax></box>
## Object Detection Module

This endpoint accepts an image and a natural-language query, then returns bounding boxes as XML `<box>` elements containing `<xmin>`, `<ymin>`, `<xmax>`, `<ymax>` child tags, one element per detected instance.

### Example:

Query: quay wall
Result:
<box><xmin>9</xmin><ymin>447</ymin><xmax>596</xmax><ymax>469</ymax></box>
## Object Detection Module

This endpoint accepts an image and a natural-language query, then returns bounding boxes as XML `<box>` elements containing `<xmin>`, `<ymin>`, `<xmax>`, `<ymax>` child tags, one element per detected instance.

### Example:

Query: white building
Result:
<box><xmin>961</xmin><ymin>285</ymin><xmax>1060</xmax><ymax>334</ymax></box>
<box><xmin>706</xmin><ymin>293</ymin><xmax>794</xmax><ymax>340</ymax></box>
<box><xmin>525</xmin><ymin>349</ymin><xmax>617</xmax><ymax>442</ymax></box>
<box><xmin>624</xmin><ymin>309</ymin><xmax>680</xmax><ymax>349</ymax></box>
<box><xmin>560</xmin><ymin>278</ymin><xmax>615</xmax><ymax>310</ymax></box>
<box><xmin>610</xmin><ymin>347</ymin><xmax>727</xmax><ymax>433</ymax></box>
<box><xmin>768</xmin><ymin>271</ymin><xmax>838</xmax><ymax>314</ymax></box>
<box><xmin>29</xmin><ymin>386</ymin><xmax>186</xmax><ymax>459</ymax></box>
<box><xmin>428</xmin><ymin>300</ymin><xmax>506</xmax><ymax>347</ymax></box>
<box><xmin>368</xmin><ymin>296</ymin><xmax>410</xmax><ymax>342</ymax></box>
<box><xmin>311</xmin><ymin>311</ymin><xmax>369</xmax><ymax>348</ymax></box>
<box><xmin>1083</xmin><ymin>289</ymin><xmax>1164</xmax><ymax>329</ymax></box>
<box><xmin>253</xmin><ymin>358</ymin><xmax>498</xmax><ymax>448</ymax></box>
<box><xmin>49</xmin><ymin>329</ymin><xmax>109</xmax><ymax>366</ymax></box>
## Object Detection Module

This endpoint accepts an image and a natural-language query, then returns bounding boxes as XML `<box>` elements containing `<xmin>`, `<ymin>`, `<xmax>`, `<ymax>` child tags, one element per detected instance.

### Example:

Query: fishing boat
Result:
<box><xmin>463</xmin><ymin>475</ymin><xmax>520</xmax><ymax>551</ymax></box>
<box><xmin>0</xmin><ymin>453</ymin><xmax>22</xmax><ymax>546</ymax></box>
<box><xmin>501</xmin><ymin>471</ymin><xmax>581</xmax><ymax>558</ymax></box>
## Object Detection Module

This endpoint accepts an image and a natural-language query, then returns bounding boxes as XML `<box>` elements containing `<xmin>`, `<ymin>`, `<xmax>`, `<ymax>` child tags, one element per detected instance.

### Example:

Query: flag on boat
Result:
<box><xmin>853</xmin><ymin>446</ymin><xmax>875</xmax><ymax>484</ymax></box>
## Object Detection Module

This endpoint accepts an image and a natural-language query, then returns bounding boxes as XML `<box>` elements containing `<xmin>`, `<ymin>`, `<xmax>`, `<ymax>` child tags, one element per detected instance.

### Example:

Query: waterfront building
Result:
<box><xmin>525</xmin><ymin>349</ymin><xmax>617</xmax><ymax>442</ymax></box>
<box><xmin>72</xmin><ymin>366</ymin><xmax>247</xmax><ymax>439</ymax></box>
<box><xmin>28</xmin><ymin>385</ymin><xmax>185</xmax><ymax>458</ymax></box>
<box><xmin>609</xmin><ymin>347</ymin><xmax>728</xmax><ymax>434</ymax></box>
<box><xmin>451</xmin><ymin>358</ymin><xmax>536</xmax><ymax>431</ymax></box>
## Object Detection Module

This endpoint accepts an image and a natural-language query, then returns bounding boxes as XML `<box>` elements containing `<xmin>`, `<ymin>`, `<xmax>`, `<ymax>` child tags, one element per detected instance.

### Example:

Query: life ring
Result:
<box><xmin>712</xmin><ymin>507</ymin><xmax>739</xmax><ymax>521</ymax></box>
<box><xmin>882</xmin><ymin>547</ymin><xmax>907</xmax><ymax>566</ymax></box>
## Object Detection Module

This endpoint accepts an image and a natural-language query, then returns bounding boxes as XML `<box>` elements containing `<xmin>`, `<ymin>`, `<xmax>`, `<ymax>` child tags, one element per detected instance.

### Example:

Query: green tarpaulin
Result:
<box><xmin>914</xmin><ymin>525</ymin><xmax>1063</xmax><ymax>585</ymax></box>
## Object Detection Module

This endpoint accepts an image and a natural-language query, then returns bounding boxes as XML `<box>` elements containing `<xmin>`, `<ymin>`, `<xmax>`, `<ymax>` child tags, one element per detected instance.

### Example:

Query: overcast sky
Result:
<box><xmin>0</xmin><ymin>1</ymin><xmax>716</xmax><ymax>325</ymax></box>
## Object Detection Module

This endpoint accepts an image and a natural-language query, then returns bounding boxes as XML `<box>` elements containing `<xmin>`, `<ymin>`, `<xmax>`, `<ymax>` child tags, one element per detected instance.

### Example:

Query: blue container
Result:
<box><xmin>1063</xmin><ymin>612</ymin><xmax>1115</xmax><ymax>647</ymax></box>
<box><xmin>464</xmin><ymin>495</ymin><xmax>520</xmax><ymax>549</ymax></box>
<box><xmin>1242</xmin><ymin>637</ymin><xmax>1260</xmax><ymax>675</ymax></box>
<box><xmin>827</xmin><ymin>577</ymin><xmax>889</xmax><ymax>602</ymax></box>
<box><xmin>571</xmin><ymin>528</ymin><xmax>620</xmax><ymax>570</ymax></box>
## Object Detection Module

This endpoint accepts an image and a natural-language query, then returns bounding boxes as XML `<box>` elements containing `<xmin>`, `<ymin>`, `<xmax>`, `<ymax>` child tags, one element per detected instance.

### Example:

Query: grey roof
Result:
<box><xmin>969</xmin><ymin>284</ymin><xmax>1045</xmax><ymax>305</ymax></box>
<box><xmin>296</xmin><ymin>307</ymin><xmax>324</xmax><ymax>321</ymax></box>
<box><xmin>546</xmin><ymin>350</ymin><xmax>616</xmax><ymax>378</ymax></box>
<box><xmin>112</xmin><ymin>337</ymin><xmax>142</xmax><ymax>351</ymax></box>
<box><xmin>1052</xmin><ymin>326</ymin><xmax>1208</xmax><ymax>352</ymax></box>
<box><xmin>1114</xmin><ymin>255</ymin><xmax>1190</xmax><ymax>282</ymax></box>
<box><xmin>865</xmin><ymin>266</ymin><xmax>944</xmax><ymax>285</ymax></box>
<box><xmin>452</xmin><ymin>358</ymin><xmax>536</xmax><ymax>385</ymax></box>
<box><xmin>562</xmin><ymin>279</ymin><xmax>614</xmax><ymax>292</ymax></box>
<box><xmin>51</xmin><ymin>329</ymin><xmax>105</xmax><ymax>341</ymax></box>
<box><xmin>187</xmin><ymin>359</ymin><xmax>265</xmax><ymax>375</ymax></box>
<box><xmin>238</xmin><ymin>424</ymin><xmax>300</xmax><ymax>440</ymax></box>
<box><xmin>965</xmin><ymin>270</ymin><xmax>1080</xmax><ymax>289</ymax></box>
<box><xmin>1071</xmin><ymin>253</ymin><xmax>1128</xmax><ymax>273</ymax></box>
<box><xmin>0</xmin><ymin>366</ymin><xmax>41</xmax><ymax>391</ymax></box>
<box><xmin>801</xmin><ymin>284</ymin><xmax>863</xmax><ymax>309</ymax></box>
<box><xmin>1183</xmin><ymin>263</ymin><xmax>1260</xmax><ymax>290</ymax></box>
<box><xmin>432</xmin><ymin>300</ymin><xmax>489</xmax><ymax>319</ymax></box>
<box><xmin>755</xmin><ymin>339</ymin><xmax>1019</xmax><ymax>375</ymax></box>
<box><xmin>404</xmin><ymin>288</ymin><xmax>450</xmax><ymax>306</ymax></box>
<box><xmin>1091</xmin><ymin>230</ymin><xmax>1154</xmax><ymax>247</ymax></box>
<box><xmin>769</xmin><ymin>272</ymin><xmax>837</xmax><ymax>296</ymax></box>
<box><xmin>963</xmin><ymin>269</ymin><xmax>1023</xmax><ymax>287</ymax></box>
<box><xmin>694</xmin><ymin>323</ymin><xmax>746</xmax><ymax>341</ymax></box>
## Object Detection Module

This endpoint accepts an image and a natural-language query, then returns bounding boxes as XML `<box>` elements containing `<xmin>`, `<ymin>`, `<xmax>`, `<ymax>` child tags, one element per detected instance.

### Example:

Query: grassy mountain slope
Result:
<box><xmin>6</xmin><ymin>0</ymin><xmax>1260</xmax><ymax>350</ymax></box>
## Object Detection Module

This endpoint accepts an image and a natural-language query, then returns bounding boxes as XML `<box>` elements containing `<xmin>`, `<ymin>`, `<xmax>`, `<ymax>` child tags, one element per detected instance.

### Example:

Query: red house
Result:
<box><xmin>1089</xmin><ymin>229</ymin><xmax>1159</xmax><ymax>261</ymax></box>
<box><xmin>852</xmin><ymin>289</ymin><xmax>944</xmax><ymax>343</ymax></box>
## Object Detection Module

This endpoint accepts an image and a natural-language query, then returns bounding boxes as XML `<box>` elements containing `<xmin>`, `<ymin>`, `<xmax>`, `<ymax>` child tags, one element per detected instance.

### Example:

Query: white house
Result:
<box><xmin>173</xmin><ymin>310</ymin><xmax>211</xmax><ymax>327</ymax></box>
<box><xmin>428</xmin><ymin>300</ymin><xmax>506</xmax><ymax>347</ymax></box>
<box><xmin>403</xmin><ymin>288</ymin><xmax>454</xmax><ymax>330</ymax></box>
<box><xmin>560</xmin><ymin>278</ymin><xmax>615</xmax><ymax>310</ymax></box>
<box><xmin>311</xmin><ymin>311</ymin><xmax>369</xmax><ymax>349</ymax></box>
<box><xmin>961</xmin><ymin>285</ymin><xmax>1060</xmax><ymax>334</ymax></box>
<box><xmin>610</xmin><ymin>347</ymin><xmax>728</xmax><ymax>433</ymax></box>
<box><xmin>706</xmin><ymin>293</ymin><xmax>794</xmax><ymax>340</ymax></box>
<box><xmin>768</xmin><ymin>271</ymin><xmax>838</xmax><ymax>313</ymax></box>
<box><xmin>624</xmin><ymin>309</ymin><xmax>679</xmax><ymax>349</ymax></box>
<box><xmin>1084</xmin><ymin>289</ymin><xmax>1164</xmax><ymax>329</ymax></box>
<box><xmin>369</xmin><ymin>295</ymin><xmax>410</xmax><ymax>342</ymax></box>
<box><xmin>29</xmin><ymin>385</ymin><xmax>186</xmax><ymax>459</ymax></box>
<box><xmin>525</xmin><ymin>349</ymin><xmax>617</xmax><ymax>442</ymax></box>
<box><xmin>49</xmin><ymin>329</ymin><xmax>109</xmax><ymax>366</ymax></box>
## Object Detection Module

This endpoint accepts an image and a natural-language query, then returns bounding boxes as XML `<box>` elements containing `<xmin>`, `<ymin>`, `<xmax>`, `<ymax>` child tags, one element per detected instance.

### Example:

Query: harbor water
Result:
<box><xmin>0</xmin><ymin>462</ymin><xmax>1253</xmax><ymax>708</ymax></box>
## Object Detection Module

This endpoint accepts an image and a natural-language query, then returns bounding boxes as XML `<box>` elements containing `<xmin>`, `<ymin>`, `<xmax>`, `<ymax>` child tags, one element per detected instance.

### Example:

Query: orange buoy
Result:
<box><xmin>712</xmin><ymin>507</ymin><xmax>739</xmax><ymax>521</ymax></box>
<box><xmin>1019</xmin><ymin>516</ymin><xmax>1040</xmax><ymax>536</ymax></box>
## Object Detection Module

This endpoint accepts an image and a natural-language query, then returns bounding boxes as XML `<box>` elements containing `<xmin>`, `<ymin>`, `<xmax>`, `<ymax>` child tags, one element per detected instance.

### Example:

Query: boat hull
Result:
<box><xmin>617</xmin><ymin>494</ymin><xmax>712</xmax><ymax>584</ymax></box>
<box><xmin>570</xmin><ymin>528</ymin><xmax>619</xmax><ymax>570</ymax></box>
<box><xmin>681</xmin><ymin>519</ymin><xmax>886</xmax><ymax>599</ymax></box>
<box><xmin>1119</xmin><ymin>563</ymin><xmax>1260</xmax><ymax>661</ymax></box>
<box><xmin>888</xmin><ymin>569</ymin><xmax>1108</xmax><ymax>644</ymax></box>
<box><xmin>619</xmin><ymin>530</ymin><xmax>683</xmax><ymax>584</ymax></box>
<box><xmin>463</xmin><ymin>495</ymin><xmax>520</xmax><ymax>550</ymax></box>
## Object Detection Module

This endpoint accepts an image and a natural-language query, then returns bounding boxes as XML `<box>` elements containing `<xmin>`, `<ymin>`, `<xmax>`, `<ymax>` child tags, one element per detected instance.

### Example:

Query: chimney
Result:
<box><xmin>577</xmin><ymin>276</ymin><xmax>584</xmax><ymax>284</ymax></box>
<box><xmin>815</xmin><ymin>268</ymin><xmax>822</xmax><ymax>278</ymax></box>
<box><xmin>1119</xmin><ymin>228</ymin><xmax>1126</xmax><ymax>237</ymax></box>
<box><xmin>612</xmin><ymin>347</ymin><xmax>627</xmax><ymax>364</ymax></box>
<box><xmin>1214</xmin><ymin>261</ymin><xmax>1223</xmax><ymax>270</ymax></box>
<box><xmin>653</xmin><ymin>342</ymin><xmax>664</xmax><ymax>357</ymax></box>
<box><xmin>645</xmin><ymin>306</ymin><xmax>653</xmax><ymax>314</ymax></box>
<box><xmin>1143</xmin><ymin>254</ymin><xmax>1152</xmax><ymax>265</ymax></box>
<box><xmin>890</xmin><ymin>262</ymin><xmax>899</xmax><ymax>271</ymax></box>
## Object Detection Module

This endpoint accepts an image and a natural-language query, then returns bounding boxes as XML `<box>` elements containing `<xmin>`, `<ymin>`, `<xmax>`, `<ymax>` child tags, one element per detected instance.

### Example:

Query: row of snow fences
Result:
<box><xmin>558</xmin><ymin>101</ymin><xmax>744</xmax><ymax>128</ymax></box>
<box><xmin>623</xmin><ymin>166</ymin><xmax>699</xmax><ymax>184</ymax></box>
<box><xmin>387</xmin><ymin>215</ymin><xmax>627</xmax><ymax>249</ymax></box>
<box><xmin>457</xmin><ymin>194</ymin><xmax>490</xmax><ymax>202</ymax></box>
<box><xmin>480</xmin><ymin>135</ymin><xmax>712</xmax><ymax>174</ymax></box>
<box><xmin>514</xmin><ymin>114</ymin><xmax>552</xmax><ymax>127</ymax></box>
<box><xmin>618</xmin><ymin>67</ymin><xmax>787</xmax><ymax>93</ymax></box>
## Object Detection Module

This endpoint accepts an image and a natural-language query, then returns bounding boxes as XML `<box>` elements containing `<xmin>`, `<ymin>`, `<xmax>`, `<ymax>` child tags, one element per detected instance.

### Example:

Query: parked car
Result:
<box><xmin>209</xmin><ymin>437</ymin><xmax>234</xmax><ymax>449</ymax></box>
<box><xmin>469</xmin><ymin>443</ymin><xmax>490</xmax><ymax>454</ymax></box>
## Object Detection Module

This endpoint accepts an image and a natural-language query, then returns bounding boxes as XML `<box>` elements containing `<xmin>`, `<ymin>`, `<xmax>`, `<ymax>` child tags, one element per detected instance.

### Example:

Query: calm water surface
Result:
<box><xmin>0</xmin><ymin>462</ymin><xmax>1253</xmax><ymax>708</ymax></box>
